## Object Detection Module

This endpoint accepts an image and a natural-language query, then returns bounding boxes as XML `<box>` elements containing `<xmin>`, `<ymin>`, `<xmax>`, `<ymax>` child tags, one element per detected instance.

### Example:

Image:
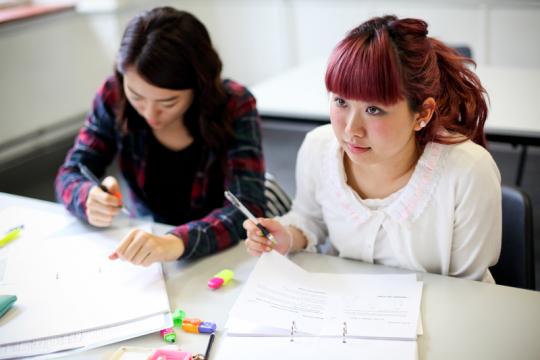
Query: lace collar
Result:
<box><xmin>323</xmin><ymin>139</ymin><xmax>449</xmax><ymax>225</ymax></box>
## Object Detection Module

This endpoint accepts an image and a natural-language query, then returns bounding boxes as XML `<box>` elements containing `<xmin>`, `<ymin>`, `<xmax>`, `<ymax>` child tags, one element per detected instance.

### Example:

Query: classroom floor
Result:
<box><xmin>1</xmin><ymin>120</ymin><xmax>539</xmax><ymax>289</ymax></box>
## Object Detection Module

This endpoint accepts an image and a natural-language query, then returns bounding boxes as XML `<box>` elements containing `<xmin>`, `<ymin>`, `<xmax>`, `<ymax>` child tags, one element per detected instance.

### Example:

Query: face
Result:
<box><xmin>329</xmin><ymin>94</ymin><xmax>423</xmax><ymax>168</ymax></box>
<box><xmin>123</xmin><ymin>67</ymin><xmax>194</xmax><ymax>131</ymax></box>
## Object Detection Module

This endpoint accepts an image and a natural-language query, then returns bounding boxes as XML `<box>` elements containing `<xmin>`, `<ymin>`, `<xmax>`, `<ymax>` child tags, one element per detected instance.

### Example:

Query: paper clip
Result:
<box><xmin>342</xmin><ymin>321</ymin><xmax>347</xmax><ymax>343</ymax></box>
<box><xmin>290</xmin><ymin>320</ymin><xmax>296</xmax><ymax>342</ymax></box>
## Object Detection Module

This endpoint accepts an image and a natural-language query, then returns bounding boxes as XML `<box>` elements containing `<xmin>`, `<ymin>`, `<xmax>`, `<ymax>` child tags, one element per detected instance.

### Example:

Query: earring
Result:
<box><xmin>419</xmin><ymin>121</ymin><xmax>426</xmax><ymax>129</ymax></box>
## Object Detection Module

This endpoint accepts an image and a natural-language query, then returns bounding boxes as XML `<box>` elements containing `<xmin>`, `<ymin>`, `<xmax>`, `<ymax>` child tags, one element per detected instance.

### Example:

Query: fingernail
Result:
<box><xmin>265</xmin><ymin>247</ymin><xmax>271</xmax><ymax>252</ymax></box>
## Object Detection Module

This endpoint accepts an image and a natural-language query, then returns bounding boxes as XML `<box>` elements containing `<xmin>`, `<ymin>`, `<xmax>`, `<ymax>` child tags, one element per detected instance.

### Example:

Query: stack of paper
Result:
<box><xmin>217</xmin><ymin>251</ymin><xmax>423</xmax><ymax>360</ymax></box>
<box><xmin>0</xmin><ymin>207</ymin><xmax>171</xmax><ymax>359</ymax></box>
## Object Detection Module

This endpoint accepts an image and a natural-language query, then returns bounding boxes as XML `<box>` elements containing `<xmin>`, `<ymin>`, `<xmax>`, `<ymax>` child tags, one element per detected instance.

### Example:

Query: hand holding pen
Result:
<box><xmin>225</xmin><ymin>191</ymin><xmax>291</xmax><ymax>256</ymax></box>
<box><xmin>79</xmin><ymin>164</ymin><xmax>129</xmax><ymax>227</ymax></box>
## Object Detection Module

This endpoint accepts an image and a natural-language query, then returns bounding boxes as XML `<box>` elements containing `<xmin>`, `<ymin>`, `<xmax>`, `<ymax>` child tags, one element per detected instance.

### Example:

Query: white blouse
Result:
<box><xmin>280</xmin><ymin>125</ymin><xmax>502</xmax><ymax>282</ymax></box>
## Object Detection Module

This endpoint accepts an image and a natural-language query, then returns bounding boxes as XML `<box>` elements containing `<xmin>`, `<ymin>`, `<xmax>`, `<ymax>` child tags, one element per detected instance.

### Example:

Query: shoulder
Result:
<box><xmin>95</xmin><ymin>75</ymin><xmax>121</xmax><ymax>108</ymax></box>
<box><xmin>443</xmin><ymin>140</ymin><xmax>499</xmax><ymax>175</ymax></box>
<box><xmin>303</xmin><ymin>124</ymin><xmax>335</xmax><ymax>148</ymax></box>
<box><xmin>223</xmin><ymin>79</ymin><xmax>257</xmax><ymax>118</ymax></box>
<box><xmin>296</xmin><ymin>124</ymin><xmax>336</xmax><ymax>164</ymax></box>
<box><xmin>430</xmin><ymin>140</ymin><xmax>501</xmax><ymax>193</ymax></box>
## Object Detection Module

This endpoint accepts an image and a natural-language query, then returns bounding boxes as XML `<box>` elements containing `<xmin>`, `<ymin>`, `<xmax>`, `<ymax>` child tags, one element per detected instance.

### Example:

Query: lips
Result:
<box><xmin>346</xmin><ymin>142</ymin><xmax>371</xmax><ymax>154</ymax></box>
<box><xmin>147</xmin><ymin>119</ymin><xmax>161</xmax><ymax>127</ymax></box>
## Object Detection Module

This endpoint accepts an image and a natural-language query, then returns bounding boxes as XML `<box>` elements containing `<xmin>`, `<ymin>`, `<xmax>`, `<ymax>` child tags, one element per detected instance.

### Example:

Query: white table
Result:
<box><xmin>252</xmin><ymin>60</ymin><xmax>540</xmax><ymax>185</ymax></box>
<box><xmin>2</xmin><ymin>192</ymin><xmax>540</xmax><ymax>359</ymax></box>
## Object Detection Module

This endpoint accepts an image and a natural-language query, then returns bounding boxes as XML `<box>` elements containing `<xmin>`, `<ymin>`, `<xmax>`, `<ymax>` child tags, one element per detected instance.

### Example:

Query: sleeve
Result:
<box><xmin>54</xmin><ymin>78</ymin><xmax>119</xmax><ymax>221</ymax></box>
<box><xmin>449</xmin><ymin>149</ymin><xmax>502</xmax><ymax>281</ymax></box>
<box><xmin>169</xmin><ymin>86</ymin><xmax>266</xmax><ymax>260</ymax></box>
<box><xmin>279</xmin><ymin>128</ymin><xmax>329</xmax><ymax>252</ymax></box>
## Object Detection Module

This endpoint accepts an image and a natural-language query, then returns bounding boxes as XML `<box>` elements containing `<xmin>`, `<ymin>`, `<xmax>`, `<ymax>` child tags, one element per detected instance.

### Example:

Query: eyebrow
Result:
<box><xmin>127</xmin><ymin>86</ymin><xmax>178</xmax><ymax>102</ymax></box>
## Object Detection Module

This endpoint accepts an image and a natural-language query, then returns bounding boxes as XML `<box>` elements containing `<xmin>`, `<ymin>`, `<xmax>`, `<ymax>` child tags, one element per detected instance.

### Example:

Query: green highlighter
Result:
<box><xmin>0</xmin><ymin>295</ymin><xmax>17</xmax><ymax>319</ymax></box>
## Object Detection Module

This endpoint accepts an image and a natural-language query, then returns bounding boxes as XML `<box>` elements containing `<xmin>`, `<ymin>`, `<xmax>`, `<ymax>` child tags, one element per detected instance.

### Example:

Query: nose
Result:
<box><xmin>344</xmin><ymin>110</ymin><xmax>366</xmax><ymax>139</ymax></box>
<box><xmin>142</xmin><ymin>102</ymin><xmax>160</xmax><ymax>121</ymax></box>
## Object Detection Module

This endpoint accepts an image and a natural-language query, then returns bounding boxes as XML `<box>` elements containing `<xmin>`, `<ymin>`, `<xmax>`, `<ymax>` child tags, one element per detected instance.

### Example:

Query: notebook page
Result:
<box><xmin>214</xmin><ymin>336</ymin><xmax>418</xmax><ymax>360</ymax></box>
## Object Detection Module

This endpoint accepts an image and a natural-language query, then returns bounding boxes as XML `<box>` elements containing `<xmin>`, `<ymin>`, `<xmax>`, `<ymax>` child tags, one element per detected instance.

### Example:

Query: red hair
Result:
<box><xmin>325</xmin><ymin>15</ymin><xmax>488</xmax><ymax>147</ymax></box>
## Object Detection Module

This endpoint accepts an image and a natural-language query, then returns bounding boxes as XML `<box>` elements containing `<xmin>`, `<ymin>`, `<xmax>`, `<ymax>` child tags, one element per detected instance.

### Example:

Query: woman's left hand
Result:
<box><xmin>109</xmin><ymin>229</ymin><xmax>184</xmax><ymax>266</ymax></box>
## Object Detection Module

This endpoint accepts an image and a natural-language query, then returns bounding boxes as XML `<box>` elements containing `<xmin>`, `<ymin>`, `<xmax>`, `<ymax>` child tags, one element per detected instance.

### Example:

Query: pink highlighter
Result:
<box><xmin>207</xmin><ymin>269</ymin><xmax>234</xmax><ymax>289</ymax></box>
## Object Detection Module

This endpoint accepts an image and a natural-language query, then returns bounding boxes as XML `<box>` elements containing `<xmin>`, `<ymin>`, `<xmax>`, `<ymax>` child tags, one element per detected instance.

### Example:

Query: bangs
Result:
<box><xmin>136</xmin><ymin>37</ymin><xmax>196</xmax><ymax>90</ymax></box>
<box><xmin>325</xmin><ymin>32</ymin><xmax>404</xmax><ymax>105</ymax></box>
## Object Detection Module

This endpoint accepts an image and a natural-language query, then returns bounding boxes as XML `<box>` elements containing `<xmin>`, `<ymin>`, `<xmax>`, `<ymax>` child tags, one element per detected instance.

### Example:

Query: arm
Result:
<box><xmin>244</xmin><ymin>127</ymin><xmax>331</xmax><ymax>256</ymax></box>
<box><xmin>54</xmin><ymin>78</ymin><xmax>119</xmax><ymax>221</ymax></box>
<box><xmin>169</xmin><ymin>86</ymin><xmax>266</xmax><ymax>260</ymax></box>
<box><xmin>278</xmin><ymin>127</ymin><xmax>329</xmax><ymax>252</ymax></box>
<box><xmin>450</xmin><ymin>150</ymin><xmax>502</xmax><ymax>281</ymax></box>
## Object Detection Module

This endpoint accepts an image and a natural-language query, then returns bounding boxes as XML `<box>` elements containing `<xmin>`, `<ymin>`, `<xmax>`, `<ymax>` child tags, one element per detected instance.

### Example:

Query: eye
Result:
<box><xmin>130</xmin><ymin>94</ymin><xmax>142</xmax><ymax>102</ymax></box>
<box><xmin>160</xmin><ymin>102</ymin><xmax>176</xmax><ymax>109</ymax></box>
<box><xmin>333</xmin><ymin>96</ymin><xmax>347</xmax><ymax>108</ymax></box>
<box><xmin>366</xmin><ymin>106</ymin><xmax>382</xmax><ymax>115</ymax></box>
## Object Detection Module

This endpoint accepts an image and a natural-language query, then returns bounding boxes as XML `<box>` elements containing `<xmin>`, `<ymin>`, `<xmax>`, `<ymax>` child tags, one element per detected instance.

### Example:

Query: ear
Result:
<box><xmin>413</xmin><ymin>97</ymin><xmax>436</xmax><ymax>131</ymax></box>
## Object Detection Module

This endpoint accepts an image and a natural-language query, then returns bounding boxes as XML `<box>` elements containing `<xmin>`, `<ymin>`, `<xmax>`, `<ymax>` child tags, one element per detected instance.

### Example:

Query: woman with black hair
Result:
<box><xmin>56</xmin><ymin>7</ymin><xmax>265</xmax><ymax>265</ymax></box>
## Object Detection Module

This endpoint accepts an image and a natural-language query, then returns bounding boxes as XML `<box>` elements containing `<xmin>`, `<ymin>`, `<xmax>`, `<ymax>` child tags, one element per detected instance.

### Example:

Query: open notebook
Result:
<box><xmin>215</xmin><ymin>251</ymin><xmax>423</xmax><ymax>360</ymax></box>
<box><xmin>0</xmin><ymin>207</ymin><xmax>171</xmax><ymax>359</ymax></box>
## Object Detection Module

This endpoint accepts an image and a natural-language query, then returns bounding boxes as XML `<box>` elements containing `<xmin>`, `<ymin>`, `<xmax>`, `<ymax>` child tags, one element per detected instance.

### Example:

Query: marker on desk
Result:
<box><xmin>208</xmin><ymin>269</ymin><xmax>234</xmax><ymax>289</ymax></box>
<box><xmin>182</xmin><ymin>318</ymin><xmax>216</xmax><ymax>334</ymax></box>
<box><xmin>0</xmin><ymin>225</ymin><xmax>23</xmax><ymax>248</ymax></box>
<box><xmin>172</xmin><ymin>308</ymin><xmax>187</xmax><ymax>328</ymax></box>
<box><xmin>160</xmin><ymin>327</ymin><xmax>177</xmax><ymax>343</ymax></box>
<box><xmin>224</xmin><ymin>190</ymin><xmax>277</xmax><ymax>245</ymax></box>
<box><xmin>78</xmin><ymin>163</ymin><xmax>129</xmax><ymax>215</ymax></box>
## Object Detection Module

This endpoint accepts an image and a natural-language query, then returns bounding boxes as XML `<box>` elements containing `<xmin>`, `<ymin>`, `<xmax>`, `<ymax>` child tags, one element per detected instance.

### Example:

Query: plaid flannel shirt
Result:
<box><xmin>55</xmin><ymin>76</ymin><xmax>265</xmax><ymax>260</ymax></box>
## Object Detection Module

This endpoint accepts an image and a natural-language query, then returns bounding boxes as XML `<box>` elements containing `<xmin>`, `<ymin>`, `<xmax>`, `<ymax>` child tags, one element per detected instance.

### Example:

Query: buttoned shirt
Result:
<box><xmin>280</xmin><ymin>125</ymin><xmax>501</xmax><ymax>282</ymax></box>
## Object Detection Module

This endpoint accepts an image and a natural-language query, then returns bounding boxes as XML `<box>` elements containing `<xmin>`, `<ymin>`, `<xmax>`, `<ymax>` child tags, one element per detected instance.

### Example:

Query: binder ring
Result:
<box><xmin>290</xmin><ymin>321</ymin><xmax>296</xmax><ymax>342</ymax></box>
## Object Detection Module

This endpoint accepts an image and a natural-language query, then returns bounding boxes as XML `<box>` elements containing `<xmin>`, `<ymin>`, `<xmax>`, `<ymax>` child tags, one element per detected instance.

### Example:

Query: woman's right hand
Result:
<box><xmin>243</xmin><ymin>218</ymin><xmax>291</xmax><ymax>256</ymax></box>
<box><xmin>85</xmin><ymin>176</ymin><xmax>123</xmax><ymax>227</ymax></box>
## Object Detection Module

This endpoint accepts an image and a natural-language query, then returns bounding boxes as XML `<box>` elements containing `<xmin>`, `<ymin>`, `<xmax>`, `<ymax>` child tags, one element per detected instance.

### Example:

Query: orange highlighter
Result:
<box><xmin>78</xmin><ymin>163</ymin><xmax>129</xmax><ymax>215</ymax></box>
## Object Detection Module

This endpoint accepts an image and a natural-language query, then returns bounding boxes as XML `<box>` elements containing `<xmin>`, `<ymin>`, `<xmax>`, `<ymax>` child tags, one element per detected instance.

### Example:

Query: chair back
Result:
<box><xmin>490</xmin><ymin>185</ymin><xmax>535</xmax><ymax>290</ymax></box>
<box><xmin>451</xmin><ymin>45</ymin><xmax>473</xmax><ymax>58</ymax></box>
<box><xmin>264</xmin><ymin>172</ymin><xmax>292</xmax><ymax>217</ymax></box>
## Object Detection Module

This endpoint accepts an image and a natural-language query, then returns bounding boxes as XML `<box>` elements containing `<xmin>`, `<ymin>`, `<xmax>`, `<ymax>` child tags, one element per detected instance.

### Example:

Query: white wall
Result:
<box><xmin>0</xmin><ymin>11</ymin><xmax>120</xmax><ymax>161</ymax></box>
<box><xmin>1</xmin><ymin>0</ymin><xmax>539</xmax><ymax>163</ymax></box>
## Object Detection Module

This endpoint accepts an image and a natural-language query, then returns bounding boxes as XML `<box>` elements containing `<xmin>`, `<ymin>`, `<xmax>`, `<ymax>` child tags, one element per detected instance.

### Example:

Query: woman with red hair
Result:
<box><xmin>244</xmin><ymin>15</ymin><xmax>501</xmax><ymax>282</ymax></box>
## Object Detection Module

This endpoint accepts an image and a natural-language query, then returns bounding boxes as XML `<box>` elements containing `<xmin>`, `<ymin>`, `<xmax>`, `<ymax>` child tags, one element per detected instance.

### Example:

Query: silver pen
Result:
<box><xmin>224</xmin><ymin>190</ymin><xmax>277</xmax><ymax>245</ymax></box>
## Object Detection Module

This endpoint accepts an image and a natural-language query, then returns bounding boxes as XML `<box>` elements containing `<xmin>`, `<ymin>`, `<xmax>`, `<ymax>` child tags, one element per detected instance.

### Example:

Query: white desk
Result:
<box><xmin>2</xmin><ymin>192</ymin><xmax>540</xmax><ymax>360</ymax></box>
<box><xmin>252</xmin><ymin>60</ymin><xmax>540</xmax><ymax>185</ymax></box>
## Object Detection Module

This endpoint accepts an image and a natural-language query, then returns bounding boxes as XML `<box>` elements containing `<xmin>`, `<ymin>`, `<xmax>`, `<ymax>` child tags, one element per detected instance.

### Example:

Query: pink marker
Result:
<box><xmin>208</xmin><ymin>269</ymin><xmax>234</xmax><ymax>289</ymax></box>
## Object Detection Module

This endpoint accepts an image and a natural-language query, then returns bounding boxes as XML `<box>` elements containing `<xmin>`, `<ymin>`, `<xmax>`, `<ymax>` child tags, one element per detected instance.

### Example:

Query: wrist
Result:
<box><xmin>163</xmin><ymin>234</ymin><xmax>185</xmax><ymax>260</ymax></box>
<box><xmin>283</xmin><ymin>227</ymin><xmax>293</xmax><ymax>256</ymax></box>
<box><xmin>286</xmin><ymin>226</ymin><xmax>308</xmax><ymax>253</ymax></box>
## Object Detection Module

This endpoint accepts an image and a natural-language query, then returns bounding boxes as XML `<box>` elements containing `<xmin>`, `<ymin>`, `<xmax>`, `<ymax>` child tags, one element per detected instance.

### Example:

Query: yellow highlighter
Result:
<box><xmin>0</xmin><ymin>225</ymin><xmax>24</xmax><ymax>248</ymax></box>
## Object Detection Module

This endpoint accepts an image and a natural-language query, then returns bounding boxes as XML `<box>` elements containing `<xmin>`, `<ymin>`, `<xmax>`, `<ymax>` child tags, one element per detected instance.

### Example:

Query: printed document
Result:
<box><xmin>226</xmin><ymin>251</ymin><xmax>423</xmax><ymax>340</ymax></box>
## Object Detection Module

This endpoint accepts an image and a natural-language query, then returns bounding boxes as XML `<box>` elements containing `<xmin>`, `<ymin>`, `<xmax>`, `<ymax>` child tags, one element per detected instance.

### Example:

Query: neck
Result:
<box><xmin>345</xmin><ymin>140</ymin><xmax>421</xmax><ymax>199</ymax></box>
<box><xmin>152</xmin><ymin>120</ymin><xmax>193</xmax><ymax>151</ymax></box>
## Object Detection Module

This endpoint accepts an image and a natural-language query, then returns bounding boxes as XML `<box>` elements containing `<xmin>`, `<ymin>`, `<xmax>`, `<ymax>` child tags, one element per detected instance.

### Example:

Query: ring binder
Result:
<box><xmin>290</xmin><ymin>321</ymin><xmax>296</xmax><ymax>342</ymax></box>
<box><xmin>342</xmin><ymin>321</ymin><xmax>347</xmax><ymax>343</ymax></box>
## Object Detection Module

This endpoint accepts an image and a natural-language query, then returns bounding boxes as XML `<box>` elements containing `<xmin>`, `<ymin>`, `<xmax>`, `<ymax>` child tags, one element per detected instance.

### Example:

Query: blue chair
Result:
<box><xmin>490</xmin><ymin>185</ymin><xmax>535</xmax><ymax>290</ymax></box>
<box><xmin>452</xmin><ymin>45</ymin><xmax>473</xmax><ymax>59</ymax></box>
